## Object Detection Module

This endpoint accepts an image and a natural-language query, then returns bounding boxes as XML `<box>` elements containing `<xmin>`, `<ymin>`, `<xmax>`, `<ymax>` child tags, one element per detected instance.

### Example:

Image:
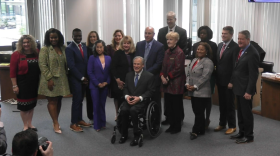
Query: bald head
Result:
<box><xmin>145</xmin><ymin>26</ymin><xmax>155</xmax><ymax>42</ymax></box>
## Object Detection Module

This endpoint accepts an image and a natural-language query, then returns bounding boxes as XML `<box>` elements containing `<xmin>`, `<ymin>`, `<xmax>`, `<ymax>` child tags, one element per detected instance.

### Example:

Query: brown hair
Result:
<box><xmin>86</xmin><ymin>31</ymin><xmax>100</xmax><ymax>47</ymax></box>
<box><xmin>223</xmin><ymin>26</ymin><xmax>234</xmax><ymax>35</ymax></box>
<box><xmin>15</xmin><ymin>35</ymin><xmax>37</xmax><ymax>55</ymax></box>
<box><xmin>111</xmin><ymin>29</ymin><xmax>124</xmax><ymax>51</ymax></box>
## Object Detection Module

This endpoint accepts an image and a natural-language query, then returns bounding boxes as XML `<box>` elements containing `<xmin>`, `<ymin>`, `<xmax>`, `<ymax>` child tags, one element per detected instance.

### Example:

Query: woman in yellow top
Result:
<box><xmin>38</xmin><ymin>28</ymin><xmax>70</xmax><ymax>134</ymax></box>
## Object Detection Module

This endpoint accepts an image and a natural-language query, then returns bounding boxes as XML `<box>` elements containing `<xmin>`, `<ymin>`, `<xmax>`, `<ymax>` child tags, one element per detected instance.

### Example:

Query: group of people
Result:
<box><xmin>9</xmin><ymin>10</ymin><xmax>259</xmax><ymax>147</ymax></box>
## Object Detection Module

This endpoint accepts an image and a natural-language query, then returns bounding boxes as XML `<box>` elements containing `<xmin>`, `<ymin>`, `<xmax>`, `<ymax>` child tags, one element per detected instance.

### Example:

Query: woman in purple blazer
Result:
<box><xmin>87</xmin><ymin>40</ymin><xmax>111</xmax><ymax>131</ymax></box>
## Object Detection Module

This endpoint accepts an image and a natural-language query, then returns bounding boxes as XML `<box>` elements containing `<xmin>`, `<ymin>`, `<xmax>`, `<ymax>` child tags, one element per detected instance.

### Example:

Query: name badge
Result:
<box><xmin>20</xmin><ymin>58</ymin><xmax>26</xmax><ymax>61</ymax></box>
<box><xmin>170</xmin><ymin>58</ymin><xmax>174</xmax><ymax>60</ymax></box>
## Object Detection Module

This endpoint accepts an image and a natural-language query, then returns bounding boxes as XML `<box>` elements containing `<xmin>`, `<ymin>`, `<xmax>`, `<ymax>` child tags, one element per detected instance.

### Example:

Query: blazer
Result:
<box><xmin>216</xmin><ymin>40</ymin><xmax>238</xmax><ymax>86</ymax></box>
<box><xmin>65</xmin><ymin>41</ymin><xmax>88</xmax><ymax>82</ymax></box>
<box><xmin>186</xmin><ymin>57</ymin><xmax>214</xmax><ymax>98</ymax></box>
<box><xmin>111</xmin><ymin>50</ymin><xmax>134</xmax><ymax>82</ymax></box>
<box><xmin>135</xmin><ymin>40</ymin><xmax>164</xmax><ymax>86</ymax></box>
<box><xmin>157</xmin><ymin>26</ymin><xmax>187</xmax><ymax>53</ymax></box>
<box><xmin>160</xmin><ymin>46</ymin><xmax>186</xmax><ymax>94</ymax></box>
<box><xmin>39</xmin><ymin>45</ymin><xmax>67</xmax><ymax>81</ymax></box>
<box><xmin>123</xmin><ymin>70</ymin><xmax>155</xmax><ymax>102</ymax></box>
<box><xmin>231</xmin><ymin>45</ymin><xmax>259</xmax><ymax>96</ymax></box>
<box><xmin>192</xmin><ymin>40</ymin><xmax>218</xmax><ymax>66</ymax></box>
<box><xmin>87</xmin><ymin>55</ymin><xmax>111</xmax><ymax>90</ymax></box>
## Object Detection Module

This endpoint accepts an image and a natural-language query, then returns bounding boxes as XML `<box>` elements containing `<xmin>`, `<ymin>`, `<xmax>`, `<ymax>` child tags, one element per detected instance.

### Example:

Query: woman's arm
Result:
<box><xmin>38</xmin><ymin>47</ymin><xmax>53</xmax><ymax>81</ymax></box>
<box><xmin>195</xmin><ymin>59</ymin><xmax>214</xmax><ymax>89</ymax></box>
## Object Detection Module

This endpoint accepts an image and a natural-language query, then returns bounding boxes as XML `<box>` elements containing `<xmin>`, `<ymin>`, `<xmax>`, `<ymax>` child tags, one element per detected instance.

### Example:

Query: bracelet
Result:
<box><xmin>13</xmin><ymin>85</ymin><xmax>18</xmax><ymax>88</ymax></box>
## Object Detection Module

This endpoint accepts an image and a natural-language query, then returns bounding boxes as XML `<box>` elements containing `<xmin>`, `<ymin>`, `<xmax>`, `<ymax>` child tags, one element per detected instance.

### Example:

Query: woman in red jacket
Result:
<box><xmin>10</xmin><ymin>35</ymin><xmax>40</xmax><ymax>131</ymax></box>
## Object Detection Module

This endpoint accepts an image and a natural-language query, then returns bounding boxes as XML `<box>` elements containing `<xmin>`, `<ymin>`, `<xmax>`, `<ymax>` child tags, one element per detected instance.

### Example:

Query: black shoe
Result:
<box><xmin>161</xmin><ymin>120</ymin><xmax>169</xmax><ymax>125</ymax></box>
<box><xmin>130</xmin><ymin>137</ymin><xmax>139</xmax><ymax>146</ymax></box>
<box><xmin>230</xmin><ymin>133</ymin><xmax>244</xmax><ymax>140</ymax></box>
<box><xmin>165</xmin><ymin>127</ymin><xmax>173</xmax><ymax>133</ymax></box>
<box><xmin>170</xmin><ymin>129</ymin><xmax>181</xmax><ymax>134</ymax></box>
<box><xmin>236</xmin><ymin>137</ymin><xmax>254</xmax><ymax>144</ymax></box>
<box><xmin>119</xmin><ymin>136</ymin><xmax>127</xmax><ymax>144</ymax></box>
<box><xmin>190</xmin><ymin>132</ymin><xmax>198</xmax><ymax>140</ymax></box>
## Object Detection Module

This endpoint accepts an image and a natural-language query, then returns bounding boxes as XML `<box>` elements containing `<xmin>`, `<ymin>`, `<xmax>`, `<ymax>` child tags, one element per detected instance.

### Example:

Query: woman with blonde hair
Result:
<box><xmin>111</xmin><ymin>36</ymin><xmax>135</xmax><ymax>119</ymax></box>
<box><xmin>10</xmin><ymin>35</ymin><xmax>40</xmax><ymax>131</ymax></box>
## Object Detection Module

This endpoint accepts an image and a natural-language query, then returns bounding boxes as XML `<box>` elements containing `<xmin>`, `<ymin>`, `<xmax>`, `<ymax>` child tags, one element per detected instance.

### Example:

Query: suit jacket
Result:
<box><xmin>39</xmin><ymin>45</ymin><xmax>67</xmax><ymax>81</ymax></box>
<box><xmin>135</xmin><ymin>40</ymin><xmax>164</xmax><ymax>86</ymax></box>
<box><xmin>186</xmin><ymin>57</ymin><xmax>214</xmax><ymax>97</ymax></box>
<box><xmin>231</xmin><ymin>45</ymin><xmax>259</xmax><ymax>96</ymax></box>
<box><xmin>216</xmin><ymin>40</ymin><xmax>238</xmax><ymax>86</ymax></box>
<box><xmin>160</xmin><ymin>46</ymin><xmax>186</xmax><ymax>94</ymax></box>
<box><xmin>65</xmin><ymin>41</ymin><xmax>88</xmax><ymax>84</ymax></box>
<box><xmin>87</xmin><ymin>55</ymin><xmax>111</xmax><ymax>90</ymax></box>
<box><xmin>157</xmin><ymin>26</ymin><xmax>187</xmax><ymax>54</ymax></box>
<box><xmin>123</xmin><ymin>70</ymin><xmax>155</xmax><ymax>102</ymax></box>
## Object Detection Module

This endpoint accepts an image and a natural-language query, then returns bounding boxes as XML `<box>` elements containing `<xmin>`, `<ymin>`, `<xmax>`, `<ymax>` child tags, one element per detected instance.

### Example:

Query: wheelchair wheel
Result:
<box><xmin>146</xmin><ymin>101</ymin><xmax>161</xmax><ymax>138</ymax></box>
<box><xmin>111</xmin><ymin>135</ymin><xmax>116</xmax><ymax>144</ymax></box>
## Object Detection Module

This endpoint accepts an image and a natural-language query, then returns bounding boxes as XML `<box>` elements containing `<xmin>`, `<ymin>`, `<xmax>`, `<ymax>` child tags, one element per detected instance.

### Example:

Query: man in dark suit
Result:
<box><xmin>66</xmin><ymin>28</ymin><xmax>91</xmax><ymax>132</ymax></box>
<box><xmin>157</xmin><ymin>11</ymin><xmax>187</xmax><ymax>53</ymax></box>
<box><xmin>135</xmin><ymin>26</ymin><xmax>164</xmax><ymax>115</ymax></box>
<box><xmin>214</xmin><ymin>26</ymin><xmax>238</xmax><ymax>135</ymax></box>
<box><xmin>118</xmin><ymin>56</ymin><xmax>155</xmax><ymax>146</ymax></box>
<box><xmin>229</xmin><ymin>30</ymin><xmax>259</xmax><ymax>144</ymax></box>
<box><xmin>157</xmin><ymin>11</ymin><xmax>187</xmax><ymax>124</ymax></box>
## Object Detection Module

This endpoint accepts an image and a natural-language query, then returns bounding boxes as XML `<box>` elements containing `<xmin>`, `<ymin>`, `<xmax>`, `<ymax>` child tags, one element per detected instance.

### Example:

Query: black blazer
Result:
<box><xmin>157</xmin><ymin>26</ymin><xmax>187</xmax><ymax>54</ymax></box>
<box><xmin>192</xmin><ymin>40</ymin><xmax>218</xmax><ymax>66</ymax></box>
<box><xmin>123</xmin><ymin>71</ymin><xmax>155</xmax><ymax>102</ymax></box>
<box><xmin>231</xmin><ymin>45</ymin><xmax>260</xmax><ymax>96</ymax></box>
<box><xmin>216</xmin><ymin>40</ymin><xmax>238</xmax><ymax>86</ymax></box>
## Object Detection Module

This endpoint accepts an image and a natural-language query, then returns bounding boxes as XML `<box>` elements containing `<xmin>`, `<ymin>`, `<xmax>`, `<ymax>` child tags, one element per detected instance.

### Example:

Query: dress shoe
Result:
<box><xmin>161</xmin><ymin>119</ymin><xmax>169</xmax><ymax>125</ymax></box>
<box><xmin>165</xmin><ymin>127</ymin><xmax>173</xmax><ymax>133</ymax></box>
<box><xmin>28</xmin><ymin>127</ymin><xmax>38</xmax><ymax>132</ymax></box>
<box><xmin>77</xmin><ymin>120</ymin><xmax>92</xmax><ymax>127</ymax></box>
<box><xmin>225</xmin><ymin>128</ymin><xmax>236</xmax><ymax>135</ymax></box>
<box><xmin>119</xmin><ymin>136</ymin><xmax>128</xmax><ymax>144</ymax></box>
<box><xmin>214</xmin><ymin>125</ymin><xmax>225</xmax><ymax>132</ymax></box>
<box><xmin>190</xmin><ymin>132</ymin><xmax>198</xmax><ymax>140</ymax></box>
<box><xmin>130</xmin><ymin>137</ymin><xmax>139</xmax><ymax>146</ymax></box>
<box><xmin>53</xmin><ymin>124</ymin><xmax>62</xmax><ymax>134</ymax></box>
<box><xmin>170</xmin><ymin>129</ymin><xmax>181</xmax><ymax>134</ymax></box>
<box><xmin>70</xmin><ymin>124</ymin><xmax>83</xmax><ymax>132</ymax></box>
<box><xmin>236</xmin><ymin>137</ymin><xmax>254</xmax><ymax>144</ymax></box>
<box><xmin>230</xmin><ymin>133</ymin><xmax>244</xmax><ymax>139</ymax></box>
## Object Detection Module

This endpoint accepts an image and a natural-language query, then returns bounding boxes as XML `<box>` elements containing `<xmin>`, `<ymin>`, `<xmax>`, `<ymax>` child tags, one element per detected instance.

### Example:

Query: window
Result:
<box><xmin>0</xmin><ymin>0</ymin><xmax>27</xmax><ymax>46</ymax></box>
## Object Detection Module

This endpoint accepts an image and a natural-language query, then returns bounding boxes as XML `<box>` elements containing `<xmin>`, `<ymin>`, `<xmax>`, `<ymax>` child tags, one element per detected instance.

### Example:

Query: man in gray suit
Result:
<box><xmin>214</xmin><ymin>26</ymin><xmax>238</xmax><ymax>134</ymax></box>
<box><xmin>229</xmin><ymin>30</ymin><xmax>259</xmax><ymax>144</ymax></box>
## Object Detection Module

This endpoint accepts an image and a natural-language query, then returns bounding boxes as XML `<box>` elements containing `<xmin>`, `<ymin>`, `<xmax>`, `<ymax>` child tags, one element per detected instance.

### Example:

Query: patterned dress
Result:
<box><xmin>17</xmin><ymin>54</ymin><xmax>40</xmax><ymax>111</ymax></box>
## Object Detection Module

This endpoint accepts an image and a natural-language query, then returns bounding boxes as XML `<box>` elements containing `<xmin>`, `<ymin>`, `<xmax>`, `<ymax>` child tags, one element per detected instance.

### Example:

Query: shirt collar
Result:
<box><xmin>242</xmin><ymin>43</ymin><xmax>250</xmax><ymax>52</ymax></box>
<box><xmin>135</xmin><ymin>69</ymin><xmax>143</xmax><ymax>76</ymax></box>
<box><xmin>73</xmin><ymin>40</ymin><xmax>82</xmax><ymax>47</ymax></box>
<box><xmin>223</xmin><ymin>39</ymin><xmax>232</xmax><ymax>46</ymax></box>
<box><xmin>168</xmin><ymin>25</ymin><xmax>177</xmax><ymax>32</ymax></box>
<box><xmin>146</xmin><ymin>39</ymin><xmax>154</xmax><ymax>47</ymax></box>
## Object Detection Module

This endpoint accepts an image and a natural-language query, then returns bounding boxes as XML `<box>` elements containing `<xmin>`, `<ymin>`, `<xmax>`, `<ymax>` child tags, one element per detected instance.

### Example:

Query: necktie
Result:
<box><xmin>220</xmin><ymin>44</ymin><xmax>226</xmax><ymax>59</ymax></box>
<box><xmin>134</xmin><ymin>74</ymin><xmax>139</xmax><ymax>86</ymax></box>
<box><xmin>144</xmin><ymin>44</ymin><xmax>150</xmax><ymax>69</ymax></box>
<box><xmin>237</xmin><ymin>49</ymin><xmax>243</xmax><ymax>61</ymax></box>
<box><xmin>78</xmin><ymin>44</ymin><xmax>84</xmax><ymax>58</ymax></box>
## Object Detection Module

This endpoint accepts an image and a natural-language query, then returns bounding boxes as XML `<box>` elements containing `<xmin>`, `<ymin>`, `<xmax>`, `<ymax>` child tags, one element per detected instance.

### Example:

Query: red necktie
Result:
<box><xmin>220</xmin><ymin>44</ymin><xmax>226</xmax><ymax>59</ymax></box>
<box><xmin>237</xmin><ymin>49</ymin><xmax>242</xmax><ymax>61</ymax></box>
<box><xmin>78</xmin><ymin>44</ymin><xmax>84</xmax><ymax>58</ymax></box>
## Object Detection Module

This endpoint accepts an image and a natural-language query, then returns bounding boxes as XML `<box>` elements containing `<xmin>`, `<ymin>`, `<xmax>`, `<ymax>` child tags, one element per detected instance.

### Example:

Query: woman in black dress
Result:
<box><xmin>10</xmin><ymin>35</ymin><xmax>40</xmax><ymax>131</ymax></box>
<box><xmin>111</xmin><ymin>36</ymin><xmax>135</xmax><ymax>120</ymax></box>
<box><xmin>192</xmin><ymin>26</ymin><xmax>218</xmax><ymax>129</ymax></box>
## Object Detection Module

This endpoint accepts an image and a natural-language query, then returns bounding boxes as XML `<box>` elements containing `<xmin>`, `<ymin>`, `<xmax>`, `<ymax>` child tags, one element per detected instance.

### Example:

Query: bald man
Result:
<box><xmin>135</xmin><ymin>26</ymin><xmax>165</xmax><ymax>114</ymax></box>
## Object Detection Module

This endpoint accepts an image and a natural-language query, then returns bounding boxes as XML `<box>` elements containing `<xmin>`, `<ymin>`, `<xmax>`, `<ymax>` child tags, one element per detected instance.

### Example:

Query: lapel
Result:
<box><xmin>135</xmin><ymin>71</ymin><xmax>145</xmax><ymax>89</ymax></box>
<box><xmin>95</xmin><ymin>56</ymin><xmax>104</xmax><ymax>74</ymax></box>
<box><xmin>71</xmin><ymin>42</ymin><xmax>85</xmax><ymax>61</ymax></box>
<box><xmin>147</xmin><ymin>41</ymin><xmax>156</xmax><ymax>61</ymax></box>
<box><xmin>235</xmin><ymin>46</ymin><xmax>250</xmax><ymax>67</ymax></box>
<box><xmin>217</xmin><ymin>43</ymin><xmax>223</xmax><ymax>61</ymax></box>
<box><xmin>192</xmin><ymin>57</ymin><xmax>206</xmax><ymax>72</ymax></box>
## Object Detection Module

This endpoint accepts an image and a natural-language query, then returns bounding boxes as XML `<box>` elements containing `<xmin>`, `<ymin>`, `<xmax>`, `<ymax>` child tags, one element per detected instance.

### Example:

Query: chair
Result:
<box><xmin>12</xmin><ymin>40</ymin><xmax>41</xmax><ymax>52</ymax></box>
<box><xmin>260</xmin><ymin>61</ymin><xmax>274</xmax><ymax>73</ymax></box>
<box><xmin>111</xmin><ymin>101</ymin><xmax>161</xmax><ymax>147</ymax></box>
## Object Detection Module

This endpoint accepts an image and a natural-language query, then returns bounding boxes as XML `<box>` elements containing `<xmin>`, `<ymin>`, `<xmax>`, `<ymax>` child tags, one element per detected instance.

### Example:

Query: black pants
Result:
<box><xmin>191</xmin><ymin>97</ymin><xmax>211</xmax><ymax>134</ymax></box>
<box><xmin>120</xmin><ymin>101</ymin><xmax>146</xmax><ymax>137</ymax></box>
<box><xmin>85</xmin><ymin>86</ymin><xmax>93</xmax><ymax>120</ymax></box>
<box><xmin>217</xmin><ymin>84</ymin><xmax>236</xmax><ymax>128</ymax></box>
<box><xmin>152</xmin><ymin>87</ymin><xmax>162</xmax><ymax>114</ymax></box>
<box><xmin>236</xmin><ymin>95</ymin><xmax>254</xmax><ymax>137</ymax></box>
<box><xmin>164</xmin><ymin>94</ymin><xmax>184</xmax><ymax>121</ymax></box>
<box><xmin>165</xmin><ymin>93</ymin><xmax>183</xmax><ymax>131</ymax></box>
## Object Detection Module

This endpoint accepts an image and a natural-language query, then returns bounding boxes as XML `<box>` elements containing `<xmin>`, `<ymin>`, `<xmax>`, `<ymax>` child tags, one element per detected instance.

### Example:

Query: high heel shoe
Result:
<box><xmin>53</xmin><ymin>124</ymin><xmax>62</xmax><ymax>134</ymax></box>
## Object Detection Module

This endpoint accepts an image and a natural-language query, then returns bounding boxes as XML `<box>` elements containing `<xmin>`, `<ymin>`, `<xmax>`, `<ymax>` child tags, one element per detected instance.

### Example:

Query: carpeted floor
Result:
<box><xmin>1</xmin><ymin>97</ymin><xmax>280</xmax><ymax>156</ymax></box>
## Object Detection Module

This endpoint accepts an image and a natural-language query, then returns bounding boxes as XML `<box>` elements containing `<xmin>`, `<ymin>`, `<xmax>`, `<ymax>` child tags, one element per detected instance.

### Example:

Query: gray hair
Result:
<box><xmin>239</xmin><ymin>30</ymin><xmax>250</xmax><ymax>39</ymax></box>
<box><xmin>167</xmin><ymin>11</ymin><xmax>176</xmax><ymax>19</ymax></box>
<box><xmin>133</xmin><ymin>56</ymin><xmax>145</xmax><ymax>65</ymax></box>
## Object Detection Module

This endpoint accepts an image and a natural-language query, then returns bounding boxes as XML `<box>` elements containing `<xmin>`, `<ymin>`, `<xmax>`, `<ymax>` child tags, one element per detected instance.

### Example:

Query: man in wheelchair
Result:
<box><xmin>118</xmin><ymin>56</ymin><xmax>155</xmax><ymax>146</ymax></box>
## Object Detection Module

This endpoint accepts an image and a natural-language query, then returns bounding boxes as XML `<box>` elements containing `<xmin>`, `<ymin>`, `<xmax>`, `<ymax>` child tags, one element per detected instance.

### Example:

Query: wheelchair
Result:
<box><xmin>111</xmin><ymin>100</ymin><xmax>161</xmax><ymax>147</ymax></box>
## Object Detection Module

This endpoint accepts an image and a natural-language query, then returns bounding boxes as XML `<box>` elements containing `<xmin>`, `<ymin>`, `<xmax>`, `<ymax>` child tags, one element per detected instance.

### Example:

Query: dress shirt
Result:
<box><xmin>222</xmin><ymin>39</ymin><xmax>233</xmax><ymax>51</ymax></box>
<box><xmin>240</xmin><ymin>43</ymin><xmax>250</xmax><ymax>57</ymax></box>
<box><xmin>168</xmin><ymin>25</ymin><xmax>176</xmax><ymax>32</ymax></box>
<box><xmin>125</xmin><ymin>69</ymin><xmax>144</xmax><ymax>102</ymax></box>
